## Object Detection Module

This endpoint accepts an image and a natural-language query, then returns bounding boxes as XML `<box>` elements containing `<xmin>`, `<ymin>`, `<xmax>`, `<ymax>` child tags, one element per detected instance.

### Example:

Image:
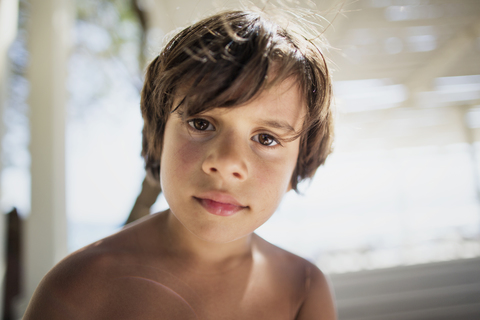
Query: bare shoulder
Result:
<box><xmin>23</xmin><ymin>241</ymin><xmax>118</xmax><ymax>319</ymax></box>
<box><xmin>252</xmin><ymin>234</ymin><xmax>337</xmax><ymax>320</ymax></box>
<box><xmin>23</xmin><ymin>213</ymin><xmax>163</xmax><ymax>320</ymax></box>
<box><xmin>294</xmin><ymin>260</ymin><xmax>337</xmax><ymax>320</ymax></box>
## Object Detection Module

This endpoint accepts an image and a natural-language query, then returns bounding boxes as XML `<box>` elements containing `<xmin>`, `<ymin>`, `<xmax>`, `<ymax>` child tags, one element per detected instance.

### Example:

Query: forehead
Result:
<box><xmin>173</xmin><ymin>76</ymin><xmax>307</xmax><ymax>130</ymax></box>
<box><xmin>234</xmin><ymin>77</ymin><xmax>306</xmax><ymax>129</ymax></box>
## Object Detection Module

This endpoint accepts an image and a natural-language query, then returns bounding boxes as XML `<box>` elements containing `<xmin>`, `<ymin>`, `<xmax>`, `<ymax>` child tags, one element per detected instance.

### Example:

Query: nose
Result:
<box><xmin>201</xmin><ymin>133</ymin><xmax>248</xmax><ymax>182</ymax></box>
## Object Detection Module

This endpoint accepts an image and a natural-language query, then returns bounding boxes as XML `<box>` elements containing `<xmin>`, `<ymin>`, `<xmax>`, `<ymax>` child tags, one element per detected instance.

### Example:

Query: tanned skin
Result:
<box><xmin>25</xmin><ymin>212</ymin><xmax>335</xmax><ymax>319</ymax></box>
<box><xmin>24</xmin><ymin>79</ymin><xmax>336</xmax><ymax>320</ymax></box>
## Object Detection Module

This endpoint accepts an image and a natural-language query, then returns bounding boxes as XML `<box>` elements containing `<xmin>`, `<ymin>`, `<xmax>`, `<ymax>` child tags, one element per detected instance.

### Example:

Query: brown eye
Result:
<box><xmin>188</xmin><ymin>119</ymin><xmax>213</xmax><ymax>131</ymax></box>
<box><xmin>253</xmin><ymin>133</ymin><xmax>278</xmax><ymax>146</ymax></box>
<box><xmin>259</xmin><ymin>134</ymin><xmax>273</xmax><ymax>145</ymax></box>
<box><xmin>194</xmin><ymin>119</ymin><xmax>208</xmax><ymax>130</ymax></box>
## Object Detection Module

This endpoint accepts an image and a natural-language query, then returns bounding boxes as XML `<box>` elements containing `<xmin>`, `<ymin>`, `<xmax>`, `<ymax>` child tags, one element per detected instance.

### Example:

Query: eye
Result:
<box><xmin>252</xmin><ymin>133</ymin><xmax>279</xmax><ymax>146</ymax></box>
<box><xmin>188</xmin><ymin>118</ymin><xmax>214</xmax><ymax>131</ymax></box>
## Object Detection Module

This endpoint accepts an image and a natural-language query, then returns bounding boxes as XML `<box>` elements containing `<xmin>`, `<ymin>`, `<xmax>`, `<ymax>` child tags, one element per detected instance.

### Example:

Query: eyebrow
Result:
<box><xmin>257</xmin><ymin>119</ymin><xmax>296</xmax><ymax>133</ymax></box>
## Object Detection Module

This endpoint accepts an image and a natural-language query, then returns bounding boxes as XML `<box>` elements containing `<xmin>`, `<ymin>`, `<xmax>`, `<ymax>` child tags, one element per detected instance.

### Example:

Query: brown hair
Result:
<box><xmin>141</xmin><ymin>10</ymin><xmax>333</xmax><ymax>191</ymax></box>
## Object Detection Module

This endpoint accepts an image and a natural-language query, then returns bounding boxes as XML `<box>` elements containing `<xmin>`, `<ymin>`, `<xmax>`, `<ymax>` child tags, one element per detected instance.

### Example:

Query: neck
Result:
<box><xmin>162</xmin><ymin>210</ymin><xmax>253</xmax><ymax>269</ymax></box>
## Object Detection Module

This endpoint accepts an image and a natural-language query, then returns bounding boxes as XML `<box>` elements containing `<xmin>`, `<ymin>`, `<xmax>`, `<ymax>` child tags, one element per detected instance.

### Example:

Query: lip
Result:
<box><xmin>194</xmin><ymin>192</ymin><xmax>247</xmax><ymax>216</ymax></box>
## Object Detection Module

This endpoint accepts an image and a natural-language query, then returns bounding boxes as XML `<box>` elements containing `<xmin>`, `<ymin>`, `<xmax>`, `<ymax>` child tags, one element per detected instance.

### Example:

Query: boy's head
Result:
<box><xmin>141</xmin><ymin>10</ymin><xmax>333</xmax><ymax>191</ymax></box>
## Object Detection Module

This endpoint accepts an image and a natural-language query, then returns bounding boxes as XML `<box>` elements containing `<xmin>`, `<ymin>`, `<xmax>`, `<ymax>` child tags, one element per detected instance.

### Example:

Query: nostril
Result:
<box><xmin>233</xmin><ymin>172</ymin><xmax>241</xmax><ymax>179</ymax></box>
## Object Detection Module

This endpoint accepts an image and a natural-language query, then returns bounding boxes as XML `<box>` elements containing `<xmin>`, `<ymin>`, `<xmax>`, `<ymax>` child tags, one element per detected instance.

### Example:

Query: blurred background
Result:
<box><xmin>1</xmin><ymin>0</ymin><xmax>480</xmax><ymax>319</ymax></box>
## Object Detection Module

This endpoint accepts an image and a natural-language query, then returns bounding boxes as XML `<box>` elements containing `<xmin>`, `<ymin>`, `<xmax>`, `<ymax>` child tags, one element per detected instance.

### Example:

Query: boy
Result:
<box><xmin>24</xmin><ymin>10</ymin><xmax>335</xmax><ymax>319</ymax></box>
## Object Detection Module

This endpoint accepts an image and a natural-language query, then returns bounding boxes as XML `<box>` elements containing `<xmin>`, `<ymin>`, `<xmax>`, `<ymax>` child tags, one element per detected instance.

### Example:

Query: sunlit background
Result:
<box><xmin>1</xmin><ymin>0</ymin><xmax>480</xmax><ymax>319</ymax></box>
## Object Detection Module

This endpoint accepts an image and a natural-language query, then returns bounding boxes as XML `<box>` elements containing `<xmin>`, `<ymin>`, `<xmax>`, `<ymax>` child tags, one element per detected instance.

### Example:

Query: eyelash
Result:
<box><xmin>187</xmin><ymin>118</ymin><xmax>215</xmax><ymax>131</ymax></box>
<box><xmin>251</xmin><ymin>133</ymin><xmax>280</xmax><ymax>147</ymax></box>
<box><xmin>186</xmin><ymin>118</ymin><xmax>282</xmax><ymax>147</ymax></box>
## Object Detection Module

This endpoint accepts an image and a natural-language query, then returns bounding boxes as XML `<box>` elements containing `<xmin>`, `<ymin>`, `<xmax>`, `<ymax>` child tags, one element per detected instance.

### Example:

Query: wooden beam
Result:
<box><xmin>404</xmin><ymin>19</ymin><xmax>480</xmax><ymax>94</ymax></box>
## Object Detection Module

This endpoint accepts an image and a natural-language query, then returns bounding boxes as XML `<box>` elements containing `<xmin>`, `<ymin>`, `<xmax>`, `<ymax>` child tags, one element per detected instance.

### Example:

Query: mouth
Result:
<box><xmin>194</xmin><ymin>193</ymin><xmax>247</xmax><ymax>217</ymax></box>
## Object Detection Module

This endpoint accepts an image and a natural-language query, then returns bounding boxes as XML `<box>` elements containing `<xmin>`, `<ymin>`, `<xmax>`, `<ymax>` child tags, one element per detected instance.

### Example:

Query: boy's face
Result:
<box><xmin>160</xmin><ymin>78</ymin><xmax>305</xmax><ymax>243</ymax></box>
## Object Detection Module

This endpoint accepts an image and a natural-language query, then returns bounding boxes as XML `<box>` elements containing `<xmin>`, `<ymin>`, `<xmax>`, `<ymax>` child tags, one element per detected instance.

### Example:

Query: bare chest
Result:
<box><xmin>96</xmin><ymin>262</ymin><xmax>304</xmax><ymax>320</ymax></box>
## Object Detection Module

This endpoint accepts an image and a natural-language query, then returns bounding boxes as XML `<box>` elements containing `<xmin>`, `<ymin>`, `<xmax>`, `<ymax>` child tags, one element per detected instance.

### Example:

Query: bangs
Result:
<box><xmin>141</xmin><ymin>9</ymin><xmax>333</xmax><ymax>191</ymax></box>
<box><xmin>165</xmin><ymin>11</ymin><xmax>311</xmax><ymax>121</ymax></box>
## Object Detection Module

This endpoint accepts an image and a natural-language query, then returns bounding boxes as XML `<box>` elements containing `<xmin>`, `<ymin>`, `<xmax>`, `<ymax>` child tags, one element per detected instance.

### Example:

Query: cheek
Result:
<box><xmin>175</xmin><ymin>140</ymin><xmax>203</xmax><ymax>172</ymax></box>
<box><xmin>161</xmin><ymin>132</ymin><xmax>204</xmax><ymax>186</ymax></box>
<box><xmin>253</xmin><ymin>163</ymin><xmax>277</xmax><ymax>188</ymax></box>
<box><xmin>252</xmin><ymin>156</ymin><xmax>296</xmax><ymax>193</ymax></box>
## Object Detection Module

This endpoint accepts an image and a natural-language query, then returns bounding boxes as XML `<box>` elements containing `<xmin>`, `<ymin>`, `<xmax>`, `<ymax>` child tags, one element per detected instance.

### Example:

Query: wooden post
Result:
<box><xmin>0</xmin><ymin>0</ymin><xmax>19</xmax><ymax>317</ymax></box>
<box><xmin>19</xmin><ymin>0</ymin><xmax>73</xmax><ymax>317</ymax></box>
